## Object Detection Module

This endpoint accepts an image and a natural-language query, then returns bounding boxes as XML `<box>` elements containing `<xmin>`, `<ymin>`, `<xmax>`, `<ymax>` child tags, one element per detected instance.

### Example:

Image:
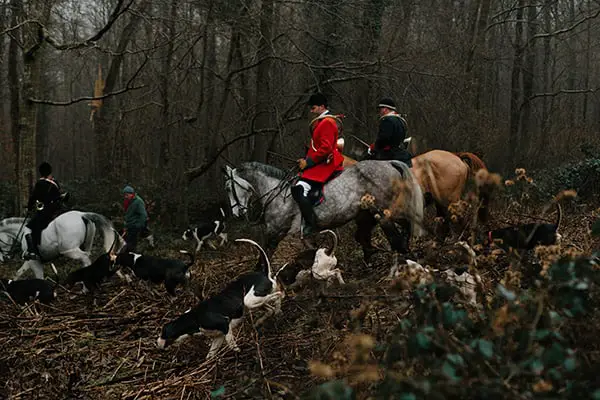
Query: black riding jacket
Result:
<box><xmin>372</xmin><ymin>113</ymin><xmax>413</xmax><ymax>166</ymax></box>
<box><xmin>27</xmin><ymin>178</ymin><xmax>62</xmax><ymax>212</ymax></box>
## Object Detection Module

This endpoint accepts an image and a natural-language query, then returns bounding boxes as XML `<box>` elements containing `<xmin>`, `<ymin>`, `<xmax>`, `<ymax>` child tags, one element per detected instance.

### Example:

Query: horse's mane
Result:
<box><xmin>455</xmin><ymin>152</ymin><xmax>487</xmax><ymax>172</ymax></box>
<box><xmin>240</xmin><ymin>161</ymin><xmax>290</xmax><ymax>181</ymax></box>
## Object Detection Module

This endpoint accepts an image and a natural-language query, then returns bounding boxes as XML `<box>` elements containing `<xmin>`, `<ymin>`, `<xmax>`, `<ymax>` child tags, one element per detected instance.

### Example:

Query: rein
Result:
<box><xmin>226</xmin><ymin>166</ymin><xmax>298</xmax><ymax>225</ymax></box>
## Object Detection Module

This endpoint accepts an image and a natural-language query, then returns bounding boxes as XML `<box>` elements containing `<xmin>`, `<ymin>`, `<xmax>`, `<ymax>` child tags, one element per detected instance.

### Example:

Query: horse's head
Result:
<box><xmin>223</xmin><ymin>165</ymin><xmax>253</xmax><ymax>218</ymax></box>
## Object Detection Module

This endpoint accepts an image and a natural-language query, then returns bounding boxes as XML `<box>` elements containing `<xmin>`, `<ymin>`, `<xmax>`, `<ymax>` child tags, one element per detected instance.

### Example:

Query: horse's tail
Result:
<box><xmin>389</xmin><ymin>161</ymin><xmax>425</xmax><ymax>238</ymax></box>
<box><xmin>455</xmin><ymin>152</ymin><xmax>487</xmax><ymax>175</ymax></box>
<box><xmin>456</xmin><ymin>152</ymin><xmax>492</xmax><ymax>224</ymax></box>
<box><xmin>80</xmin><ymin>212</ymin><xmax>120</xmax><ymax>254</ymax></box>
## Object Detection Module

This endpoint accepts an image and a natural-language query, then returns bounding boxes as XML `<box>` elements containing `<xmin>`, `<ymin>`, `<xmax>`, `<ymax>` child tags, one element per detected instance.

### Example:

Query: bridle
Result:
<box><xmin>224</xmin><ymin>166</ymin><xmax>298</xmax><ymax>224</ymax></box>
<box><xmin>224</xmin><ymin>169</ymin><xmax>250</xmax><ymax>218</ymax></box>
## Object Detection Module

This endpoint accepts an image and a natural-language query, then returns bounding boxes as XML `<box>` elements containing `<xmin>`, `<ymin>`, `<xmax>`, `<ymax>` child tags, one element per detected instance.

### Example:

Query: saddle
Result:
<box><xmin>308</xmin><ymin>170</ymin><xmax>343</xmax><ymax>206</ymax></box>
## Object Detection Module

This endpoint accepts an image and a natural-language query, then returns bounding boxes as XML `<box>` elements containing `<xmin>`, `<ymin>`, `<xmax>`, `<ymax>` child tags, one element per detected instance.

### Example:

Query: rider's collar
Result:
<box><xmin>310</xmin><ymin>110</ymin><xmax>333</xmax><ymax>126</ymax></box>
<box><xmin>379</xmin><ymin>111</ymin><xmax>400</xmax><ymax>120</ymax></box>
<box><xmin>41</xmin><ymin>177</ymin><xmax>59</xmax><ymax>188</ymax></box>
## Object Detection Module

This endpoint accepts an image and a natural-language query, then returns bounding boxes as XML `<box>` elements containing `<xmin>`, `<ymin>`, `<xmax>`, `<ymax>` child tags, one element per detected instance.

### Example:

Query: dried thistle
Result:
<box><xmin>308</xmin><ymin>361</ymin><xmax>335</xmax><ymax>378</ymax></box>
<box><xmin>532</xmin><ymin>380</ymin><xmax>553</xmax><ymax>393</ymax></box>
<box><xmin>505</xmin><ymin>179</ymin><xmax>515</xmax><ymax>186</ymax></box>
<box><xmin>515</xmin><ymin>168</ymin><xmax>526</xmax><ymax>176</ymax></box>
<box><xmin>360</xmin><ymin>193</ymin><xmax>376</xmax><ymax>210</ymax></box>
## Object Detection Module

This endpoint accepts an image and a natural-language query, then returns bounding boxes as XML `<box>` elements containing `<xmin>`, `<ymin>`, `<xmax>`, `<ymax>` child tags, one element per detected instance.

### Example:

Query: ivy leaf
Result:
<box><xmin>531</xmin><ymin>359</ymin><xmax>544</xmax><ymax>375</ymax></box>
<box><xmin>564</xmin><ymin>357</ymin><xmax>577</xmax><ymax>371</ymax></box>
<box><xmin>543</xmin><ymin>342</ymin><xmax>566</xmax><ymax>367</ymax></box>
<box><xmin>442</xmin><ymin>361</ymin><xmax>458</xmax><ymax>382</ymax></box>
<box><xmin>477</xmin><ymin>339</ymin><xmax>494</xmax><ymax>359</ymax></box>
<box><xmin>415</xmin><ymin>333</ymin><xmax>430</xmax><ymax>350</ymax></box>
<box><xmin>535</xmin><ymin>330</ymin><xmax>551</xmax><ymax>340</ymax></box>
<box><xmin>446</xmin><ymin>353</ymin><xmax>465</xmax><ymax>367</ymax></box>
<box><xmin>210</xmin><ymin>386</ymin><xmax>225</xmax><ymax>398</ymax></box>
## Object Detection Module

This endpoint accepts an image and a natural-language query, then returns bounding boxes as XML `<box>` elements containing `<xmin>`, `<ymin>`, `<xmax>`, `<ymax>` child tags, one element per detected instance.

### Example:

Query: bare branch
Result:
<box><xmin>527</xmin><ymin>87</ymin><xmax>600</xmax><ymax>102</ymax></box>
<box><xmin>44</xmin><ymin>0</ymin><xmax>134</xmax><ymax>51</ymax></box>
<box><xmin>185</xmin><ymin>131</ymin><xmax>263</xmax><ymax>183</ymax></box>
<box><xmin>0</xmin><ymin>0</ymin><xmax>133</xmax><ymax>53</ymax></box>
<box><xmin>29</xmin><ymin>53</ymin><xmax>149</xmax><ymax>105</ymax></box>
<box><xmin>28</xmin><ymin>85</ymin><xmax>145</xmax><ymax>106</ymax></box>
<box><xmin>531</xmin><ymin>7</ymin><xmax>600</xmax><ymax>40</ymax></box>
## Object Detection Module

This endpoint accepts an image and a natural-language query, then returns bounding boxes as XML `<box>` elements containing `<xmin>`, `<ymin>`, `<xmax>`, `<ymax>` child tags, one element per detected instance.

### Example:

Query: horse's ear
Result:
<box><xmin>222</xmin><ymin>165</ymin><xmax>233</xmax><ymax>175</ymax></box>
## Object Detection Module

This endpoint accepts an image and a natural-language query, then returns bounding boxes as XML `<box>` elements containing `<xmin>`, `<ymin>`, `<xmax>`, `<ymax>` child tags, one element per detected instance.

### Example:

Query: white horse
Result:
<box><xmin>0</xmin><ymin>211</ymin><xmax>123</xmax><ymax>279</ymax></box>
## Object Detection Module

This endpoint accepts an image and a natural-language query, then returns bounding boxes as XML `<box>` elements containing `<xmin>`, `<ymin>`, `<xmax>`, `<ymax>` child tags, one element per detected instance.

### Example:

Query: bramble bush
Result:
<box><xmin>305</xmin><ymin>249</ymin><xmax>600</xmax><ymax>400</ymax></box>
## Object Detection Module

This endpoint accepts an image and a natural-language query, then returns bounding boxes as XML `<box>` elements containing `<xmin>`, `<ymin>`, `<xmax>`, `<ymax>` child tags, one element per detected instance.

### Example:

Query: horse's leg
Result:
<box><xmin>354</xmin><ymin>210</ymin><xmax>378</xmax><ymax>262</ymax></box>
<box><xmin>14</xmin><ymin>261</ymin><xmax>32</xmax><ymax>280</ymax></box>
<box><xmin>434</xmin><ymin>201</ymin><xmax>450</xmax><ymax>240</ymax></box>
<box><xmin>61</xmin><ymin>248</ymin><xmax>92</xmax><ymax>267</ymax></box>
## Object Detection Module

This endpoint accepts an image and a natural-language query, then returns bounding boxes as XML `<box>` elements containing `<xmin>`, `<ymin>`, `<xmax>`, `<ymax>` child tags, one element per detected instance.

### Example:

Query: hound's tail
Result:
<box><xmin>235</xmin><ymin>238</ymin><xmax>272</xmax><ymax>278</ymax></box>
<box><xmin>319</xmin><ymin>229</ymin><xmax>338</xmax><ymax>256</ymax></box>
<box><xmin>389</xmin><ymin>161</ymin><xmax>425</xmax><ymax>237</ymax></box>
<box><xmin>554</xmin><ymin>202</ymin><xmax>563</xmax><ymax>229</ymax></box>
<box><xmin>80</xmin><ymin>212</ymin><xmax>122</xmax><ymax>253</ymax></box>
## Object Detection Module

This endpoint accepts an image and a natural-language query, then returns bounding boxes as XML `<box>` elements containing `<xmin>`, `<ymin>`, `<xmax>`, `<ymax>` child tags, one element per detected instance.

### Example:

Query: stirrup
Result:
<box><xmin>23</xmin><ymin>251</ymin><xmax>40</xmax><ymax>261</ymax></box>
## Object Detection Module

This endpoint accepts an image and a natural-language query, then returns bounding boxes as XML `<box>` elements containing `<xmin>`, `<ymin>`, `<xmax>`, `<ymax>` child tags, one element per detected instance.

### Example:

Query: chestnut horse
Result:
<box><xmin>343</xmin><ymin>150</ymin><xmax>488</xmax><ymax>237</ymax></box>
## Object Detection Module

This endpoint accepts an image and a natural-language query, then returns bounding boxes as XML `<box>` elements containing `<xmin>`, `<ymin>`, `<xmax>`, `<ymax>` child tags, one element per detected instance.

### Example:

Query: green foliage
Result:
<box><xmin>303</xmin><ymin>380</ymin><xmax>355</xmax><ymax>400</ymax></box>
<box><xmin>210</xmin><ymin>385</ymin><xmax>225</xmax><ymax>398</ymax></box>
<box><xmin>371</xmin><ymin>253</ymin><xmax>600</xmax><ymax>399</ymax></box>
<box><xmin>534</xmin><ymin>158</ymin><xmax>600</xmax><ymax>201</ymax></box>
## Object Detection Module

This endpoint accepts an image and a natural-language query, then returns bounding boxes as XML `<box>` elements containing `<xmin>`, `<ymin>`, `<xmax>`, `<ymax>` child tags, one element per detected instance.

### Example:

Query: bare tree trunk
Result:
<box><xmin>520</xmin><ymin>2</ymin><xmax>537</xmax><ymax>164</ymax></box>
<box><xmin>352</xmin><ymin>0</ymin><xmax>385</xmax><ymax>142</ymax></box>
<box><xmin>251</xmin><ymin>0</ymin><xmax>274</xmax><ymax>163</ymax></box>
<box><xmin>465</xmin><ymin>0</ymin><xmax>492</xmax><ymax>110</ymax></box>
<box><xmin>93</xmin><ymin>0</ymin><xmax>149</xmax><ymax>178</ymax></box>
<box><xmin>508</xmin><ymin>1</ymin><xmax>525</xmax><ymax>169</ymax></box>
<box><xmin>7</xmin><ymin>0</ymin><xmax>22</xmax><ymax>212</ymax></box>
<box><xmin>14</xmin><ymin>0</ymin><xmax>53</xmax><ymax>213</ymax></box>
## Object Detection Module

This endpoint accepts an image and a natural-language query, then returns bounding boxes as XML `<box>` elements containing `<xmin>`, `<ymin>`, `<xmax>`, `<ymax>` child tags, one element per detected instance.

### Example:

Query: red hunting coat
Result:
<box><xmin>300</xmin><ymin>113</ymin><xmax>344</xmax><ymax>183</ymax></box>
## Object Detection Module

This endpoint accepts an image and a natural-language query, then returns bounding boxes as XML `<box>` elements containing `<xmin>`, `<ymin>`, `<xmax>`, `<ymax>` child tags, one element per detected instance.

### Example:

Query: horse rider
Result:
<box><xmin>293</xmin><ymin>92</ymin><xmax>345</xmax><ymax>236</ymax></box>
<box><xmin>24</xmin><ymin>162</ymin><xmax>68</xmax><ymax>260</ymax></box>
<box><xmin>366</xmin><ymin>97</ymin><xmax>413</xmax><ymax>167</ymax></box>
<box><xmin>122</xmin><ymin>185</ymin><xmax>149</xmax><ymax>252</ymax></box>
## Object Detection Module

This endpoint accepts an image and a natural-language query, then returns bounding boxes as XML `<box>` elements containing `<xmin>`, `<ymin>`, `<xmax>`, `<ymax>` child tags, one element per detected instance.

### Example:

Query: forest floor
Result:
<box><xmin>1</xmin><ymin>182</ymin><xmax>599</xmax><ymax>399</ymax></box>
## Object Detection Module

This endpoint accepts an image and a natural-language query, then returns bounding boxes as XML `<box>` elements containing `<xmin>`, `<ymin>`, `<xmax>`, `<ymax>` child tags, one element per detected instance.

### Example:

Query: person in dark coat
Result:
<box><xmin>24</xmin><ymin>162</ymin><xmax>67</xmax><ymax>260</ymax></box>
<box><xmin>122</xmin><ymin>185</ymin><xmax>149</xmax><ymax>252</ymax></box>
<box><xmin>367</xmin><ymin>97</ymin><xmax>413</xmax><ymax>167</ymax></box>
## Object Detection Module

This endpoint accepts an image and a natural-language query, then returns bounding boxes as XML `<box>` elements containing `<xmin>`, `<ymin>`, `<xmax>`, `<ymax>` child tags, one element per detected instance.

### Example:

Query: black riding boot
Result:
<box><xmin>292</xmin><ymin>185</ymin><xmax>318</xmax><ymax>236</ymax></box>
<box><xmin>24</xmin><ymin>233</ymin><xmax>40</xmax><ymax>260</ymax></box>
<box><xmin>298</xmin><ymin>197</ymin><xmax>318</xmax><ymax>236</ymax></box>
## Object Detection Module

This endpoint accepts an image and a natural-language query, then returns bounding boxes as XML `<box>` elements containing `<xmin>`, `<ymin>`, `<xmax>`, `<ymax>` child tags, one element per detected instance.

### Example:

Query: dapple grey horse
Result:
<box><xmin>0</xmin><ymin>211</ymin><xmax>123</xmax><ymax>279</ymax></box>
<box><xmin>223</xmin><ymin>160</ymin><xmax>424</xmax><ymax>260</ymax></box>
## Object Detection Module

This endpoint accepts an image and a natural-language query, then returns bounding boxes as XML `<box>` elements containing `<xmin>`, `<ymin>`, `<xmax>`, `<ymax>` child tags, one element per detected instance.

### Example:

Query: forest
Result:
<box><xmin>1</xmin><ymin>0</ymin><xmax>600</xmax><ymax>399</ymax></box>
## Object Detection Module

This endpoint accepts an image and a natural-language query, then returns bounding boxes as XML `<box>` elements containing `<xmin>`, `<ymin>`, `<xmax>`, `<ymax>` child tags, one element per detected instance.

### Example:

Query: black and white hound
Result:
<box><xmin>156</xmin><ymin>238</ymin><xmax>283</xmax><ymax>359</ymax></box>
<box><xmin>182</xmin><ymin>207</ymin><xmax>228</xmax><ymax>252</ymax></box>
